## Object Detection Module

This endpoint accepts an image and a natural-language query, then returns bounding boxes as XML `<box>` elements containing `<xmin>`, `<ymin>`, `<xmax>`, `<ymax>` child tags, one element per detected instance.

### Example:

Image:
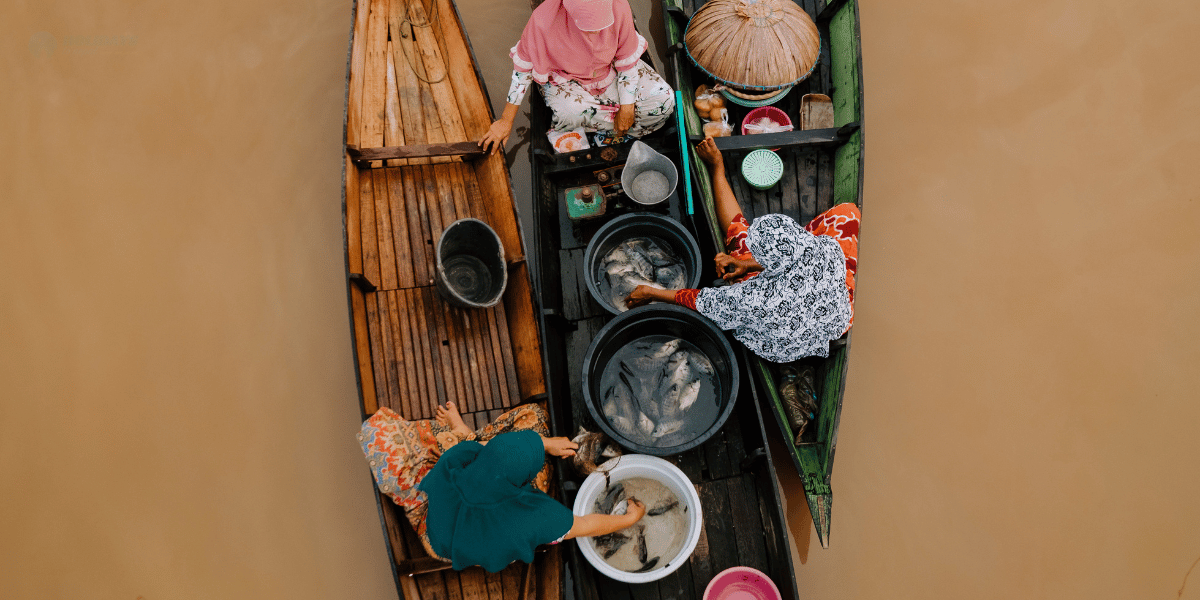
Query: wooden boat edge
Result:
<box><xmin>662</xmin><ymin>0</ymin><xmax>865</xmax><ymax>549</ymax></box>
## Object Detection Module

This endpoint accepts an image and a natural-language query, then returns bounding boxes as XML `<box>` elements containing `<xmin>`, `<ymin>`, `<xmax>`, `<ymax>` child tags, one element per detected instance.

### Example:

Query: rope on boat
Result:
<box><xmin>396</xmin><ymin>0</ymin><xmax>447</xmax><ymax>84</ymax></box>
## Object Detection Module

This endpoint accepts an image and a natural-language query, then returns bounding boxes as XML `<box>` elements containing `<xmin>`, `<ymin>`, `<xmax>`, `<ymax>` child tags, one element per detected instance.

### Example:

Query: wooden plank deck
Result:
<box><xmin>345</xmin><ymin>0</ymin><xmax>554</xmax><ymax>597</ymax></box>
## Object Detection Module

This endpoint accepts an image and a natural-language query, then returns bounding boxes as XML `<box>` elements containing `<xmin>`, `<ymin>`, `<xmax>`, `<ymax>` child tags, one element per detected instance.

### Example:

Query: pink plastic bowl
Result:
<box><xmin>740</xmin><ymin>106</ymin><xmax>792</xmax><ymax>135</ymax></box>
<box><xmin>702</xmin><ymin>566</ymin><xmax>782</xmax><ymax>600</ymax></box>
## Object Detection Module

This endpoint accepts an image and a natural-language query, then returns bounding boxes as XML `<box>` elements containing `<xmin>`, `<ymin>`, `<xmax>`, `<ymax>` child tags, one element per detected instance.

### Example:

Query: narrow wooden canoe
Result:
<box><xmin>526</xmin><ymin>69</ymin><xmax>801</xmax><ymax>600</ymax></box>
<box><xmin>342</xmin><ymin>0</ymin><xmax>563</xmax><ymax>597</ymax></box>
<box><xmin>661</xmin><ymin>0</ymin><xmax>865</xmax><ymax>549</ymax></box>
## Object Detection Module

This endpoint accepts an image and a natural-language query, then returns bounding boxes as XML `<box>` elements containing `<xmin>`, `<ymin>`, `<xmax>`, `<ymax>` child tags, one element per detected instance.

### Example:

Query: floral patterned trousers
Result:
<box><xmin>542</xmin><ymin>60</ymin><xmax>675</xmax><ymax>138</ymax></box>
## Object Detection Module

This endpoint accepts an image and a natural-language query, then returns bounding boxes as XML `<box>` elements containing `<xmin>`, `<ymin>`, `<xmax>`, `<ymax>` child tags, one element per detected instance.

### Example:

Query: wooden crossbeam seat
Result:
<box><xmin>347</xmin><ymin>141</ymin><xmax>487</xmax><ymax>166</ymax></box>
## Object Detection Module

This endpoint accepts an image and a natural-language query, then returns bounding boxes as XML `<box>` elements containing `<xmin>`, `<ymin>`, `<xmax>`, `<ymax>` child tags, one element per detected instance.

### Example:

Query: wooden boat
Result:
<box><xmin>341</xmin><ymin>0</ymin><xmax>563</xmax><ymax>597</ymax></box>
<box><xmin>661</xmin><ymin>0</ymin><xmax>865</xmax><ymax>548</ymax></box>
<box><xmin>527</xmin><ymin>59</ymin><xmax>801</xmax><ymax>600</ymax></box>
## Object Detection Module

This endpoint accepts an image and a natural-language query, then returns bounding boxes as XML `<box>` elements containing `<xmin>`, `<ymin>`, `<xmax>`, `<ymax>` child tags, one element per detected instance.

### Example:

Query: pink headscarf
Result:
<box><xmin>510</xmin><ymin>0</ymin><xmax>648</xmax><ymax>95</ymax></box>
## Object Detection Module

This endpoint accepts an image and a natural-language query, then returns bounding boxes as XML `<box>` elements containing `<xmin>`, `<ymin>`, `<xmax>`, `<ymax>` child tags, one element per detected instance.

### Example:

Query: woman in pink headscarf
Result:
<box><xmin>479</xmin><ymin>0</ymin><xmax>676</xmax><ymax>154</ymax></box>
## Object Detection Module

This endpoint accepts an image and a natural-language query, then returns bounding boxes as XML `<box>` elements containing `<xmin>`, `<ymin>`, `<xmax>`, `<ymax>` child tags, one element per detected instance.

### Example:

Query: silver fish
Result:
<box><xmin>655</xmin><ymin>264</ymin><xmax>686</xmax><ymax>289</ymax></box>
<box><xmin>630</xmin><ymin>338</ymin><xmax>681</xmax><ymax>373</ymax></box>
<box><xmin>636</xmin><ymin>411</ymin><xmax>656</xmax><ymax>438</ymax></box>
<box><xmin>688</xmin><ymin>351</ymin><xmax>715</xmax><ymax>377</ymax></box>
<box><xmin>643</xmin><ymin>242</ymin><xmax>677</xmax><ymax>267</ymax></box>
<box><xmin>651</xmin><ymin>418</ymin><xmax>684</xmax><ymax>438</ymax></box>
<box><xmin>677</xmin><ymin>379</ymin><xmax>702</xmax><ymax>411</ymax></box>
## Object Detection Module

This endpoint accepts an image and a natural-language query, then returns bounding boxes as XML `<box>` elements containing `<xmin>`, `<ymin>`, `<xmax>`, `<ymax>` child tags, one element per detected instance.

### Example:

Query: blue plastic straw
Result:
<box><xmin>674</xmin><ymin>90</ymin><xmax>693</xmax><ymax>216</ymax></box>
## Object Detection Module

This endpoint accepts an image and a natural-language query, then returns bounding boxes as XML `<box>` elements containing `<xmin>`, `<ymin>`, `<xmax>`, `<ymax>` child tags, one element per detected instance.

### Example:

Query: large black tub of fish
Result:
<box><xmin>584</xmin><ymin>213</ymin><xmax>703</xmax><ymax>315</ymax></box>
<box><xmin>581</xmin><ymin>305</ymin><xmax>739</xmax><ymax>455</ymax></box>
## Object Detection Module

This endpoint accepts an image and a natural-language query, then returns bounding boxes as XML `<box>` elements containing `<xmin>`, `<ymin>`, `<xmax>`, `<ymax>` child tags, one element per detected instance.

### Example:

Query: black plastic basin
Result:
<box><xmin>584</xmin><ymin>213</ymin><xmax>703</xmax><ymax>315</ymax></box>
<box><xmin>581</xmin><ymin>305</ymin><xmax>739</xmax><ymax>456</ymax></box>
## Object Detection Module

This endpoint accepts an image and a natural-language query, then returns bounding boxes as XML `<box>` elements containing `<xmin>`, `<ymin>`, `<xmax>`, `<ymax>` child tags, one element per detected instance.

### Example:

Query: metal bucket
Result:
<box><xmin>621</xmin><ymin>141</ymin><xmax>678</xmax><ymax>205</ymax></box>
<box><xmin>435</xmin><ymin>218</ymin><xmax>507</xmax><ymax>309</ymax></box>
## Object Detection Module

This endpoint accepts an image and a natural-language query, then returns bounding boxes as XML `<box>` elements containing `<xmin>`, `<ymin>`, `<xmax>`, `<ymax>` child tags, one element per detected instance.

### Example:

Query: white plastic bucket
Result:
<box><xmin>572</xmin><ymin>455</ymin><xmax>703</xmax><ymax>583</ymax></box>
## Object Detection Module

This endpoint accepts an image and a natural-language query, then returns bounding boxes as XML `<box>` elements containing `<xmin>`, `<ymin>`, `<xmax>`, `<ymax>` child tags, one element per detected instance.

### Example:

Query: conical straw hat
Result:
<box><xmin>684</xmin><ymin>0</ymin><xmax>820</xmax><ymax>91</ymax></box>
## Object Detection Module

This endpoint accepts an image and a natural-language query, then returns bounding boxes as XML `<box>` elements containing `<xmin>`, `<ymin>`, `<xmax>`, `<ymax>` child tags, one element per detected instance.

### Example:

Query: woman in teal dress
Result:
<box><xmin>360</xmin><ymin>401</ymin><xmax>645</xmax><ymax>572</ymax></box>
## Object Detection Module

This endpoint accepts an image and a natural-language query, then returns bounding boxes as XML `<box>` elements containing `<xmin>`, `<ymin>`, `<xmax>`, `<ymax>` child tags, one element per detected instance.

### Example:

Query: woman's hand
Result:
<box><xmin>714</xmin><ymin>253</ymin><xmax>762</xmax><ymax>281</ymax></box>
<box><xmin>625</xmin><ymin>497</ymin><xmax>646</xmax><ymax>522</ymax></box>
<box><xmin>480</xmin><ymin>118</ymin><xmax>513</xmax><ymax>155</ymax></box>
<box><xmin>542</xmin><ymin>436</ymin><xmax>579</xmax><ymax>458</ymax></box>
<box><xmin>625</xmin><ymin>284</ymin><xmax>675</xmax><ymax>309</ymax></box>
<box><xmin>695</xmin><ymin>136</ymin><xmax>724</xmax><ymax>169</ymax></box>
<box><xmin>613</xmin><ymin>103</ymin><xmax>635</xmax><ymax>138</ymax></box>
<box><xmin>715</xmin><ymin>253</ymin><xmax>748</xmax><ymax>281</ymax></box>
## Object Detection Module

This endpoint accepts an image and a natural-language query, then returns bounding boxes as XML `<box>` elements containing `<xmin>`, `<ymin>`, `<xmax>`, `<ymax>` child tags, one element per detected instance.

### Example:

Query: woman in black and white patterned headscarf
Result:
<box><xmin>626</xmin><ymin>138</ymin><xmax>858</xmax><ymax>362</ymax></box>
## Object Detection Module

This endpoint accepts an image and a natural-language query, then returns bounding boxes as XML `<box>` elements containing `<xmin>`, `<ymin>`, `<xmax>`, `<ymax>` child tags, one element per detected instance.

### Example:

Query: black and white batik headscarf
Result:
<box><xmin>695</xmin><ymin>214</ymin><xmax>851</xmax><ymax>363</ymax></box>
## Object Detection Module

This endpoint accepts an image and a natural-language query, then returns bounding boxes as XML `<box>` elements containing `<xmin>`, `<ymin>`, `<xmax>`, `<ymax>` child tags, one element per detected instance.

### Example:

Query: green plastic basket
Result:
<box><xmin>741</xmin><ymin>150</ymin><xmax>784</xmax><ymax>190</ymax></box>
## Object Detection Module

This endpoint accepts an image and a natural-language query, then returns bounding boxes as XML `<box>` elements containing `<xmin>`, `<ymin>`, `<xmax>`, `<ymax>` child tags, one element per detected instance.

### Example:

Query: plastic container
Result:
<box><xmin>741</xmin><ymin>150</ymin><xmax>784</xmax><ymax>190</ymax></box>
<box><xmin>581</xmin><ymin>304</ymin><xmax>739</xmax><ymax>456</ymax></box>
<box><xmin>703</xmin><ymin>566</ymin><xmax>783</xmax><ymax>600</ymax></box>
<box><xmin>740</xmin><ymin>106</ymin><xmax>793</xmax><ymax>135</ymax></box>
<box><xmin>435</xmin><ymin>218</ymin><xmax>507</xmax><ymax>308</ymax></box>
<box><xmin>573</xmin><ymin>454</ymin><xmax>703</xmax><ymax>584</ymax></box>
<box><xmin>584</xmin><ymin>214</ymin><xmax>702</xmax><ymax>315</ymax></box>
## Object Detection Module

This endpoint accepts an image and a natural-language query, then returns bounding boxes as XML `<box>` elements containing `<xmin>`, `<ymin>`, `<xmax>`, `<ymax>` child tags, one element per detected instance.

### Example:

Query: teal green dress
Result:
<box><xmin>418</xmin><ymin>429</ymin><xmax>575</xmax><ymax>572</ymax></box>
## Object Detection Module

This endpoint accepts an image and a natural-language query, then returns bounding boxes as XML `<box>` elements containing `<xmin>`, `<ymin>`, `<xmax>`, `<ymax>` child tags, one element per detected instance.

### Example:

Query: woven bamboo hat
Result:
<box><xmin>684</xmin><ymin>0</ymin><xmax>820</xmax><ymax>91</ymax></box>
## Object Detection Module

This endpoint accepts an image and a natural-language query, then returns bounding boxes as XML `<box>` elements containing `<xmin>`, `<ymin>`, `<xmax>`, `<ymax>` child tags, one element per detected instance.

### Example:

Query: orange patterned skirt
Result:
<box><xmin>358</xmin><ymin>404</ymin><xmax>553</xmax><ymax>559</ymax></box>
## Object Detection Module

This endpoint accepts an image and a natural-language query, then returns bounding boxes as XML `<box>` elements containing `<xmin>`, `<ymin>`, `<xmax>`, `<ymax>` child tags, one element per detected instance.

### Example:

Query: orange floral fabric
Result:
<box><xmin>803</xmin><ymin>203</ymin><xmax>860</xmax><ymax>324</ymax></box>
<box><xmin>358</xmin><ymin>404</ymin><xmax>552</xmax><ymax>560</ymax></box>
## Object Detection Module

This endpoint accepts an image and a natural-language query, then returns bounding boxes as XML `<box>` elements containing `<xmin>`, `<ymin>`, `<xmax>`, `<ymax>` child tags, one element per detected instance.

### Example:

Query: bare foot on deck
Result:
<box><xmin>436</xmin><ymin>402</ymin><xmax>473</xmax><ymax>439</ymax></box>
<box><xmin>696</xmin><ymin>136</ymin><xmax>724</xmax><ymax>169</ymax></box>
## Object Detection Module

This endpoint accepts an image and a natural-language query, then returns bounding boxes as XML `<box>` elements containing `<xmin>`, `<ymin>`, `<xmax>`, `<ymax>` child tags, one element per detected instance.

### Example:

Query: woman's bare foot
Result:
<box><xmin>436</xmin><ymin>402</ymin><xmax>473</xmax><ymax>439</ymax></box>
<box><xmin>695</xmin><ymin>136</ymin><xmax>724</xmax><ymax>169</ymax></box>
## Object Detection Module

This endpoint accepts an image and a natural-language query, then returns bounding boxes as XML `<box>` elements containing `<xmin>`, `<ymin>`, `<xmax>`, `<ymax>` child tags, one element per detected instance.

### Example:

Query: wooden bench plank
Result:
<box><xmin>400</xmin><ymin>165</ymin><xmax>433</xmax><ymax>286</ymax></box>
<box><xmin>364</xmin><ymin>293</ymin><xmax>389</xmax><ymax>416</ymax></box>
<box><xmin>486</xmin><ymin>571</ymin><xmax>505</xmax><ymax>600</ymax></box>
<box><xmin>385</xmin><ymin>167</ymin><xmax>417</xmax><ymax>288</ymax></box>
<box><xmin>483</xmin><ymin>307</ymin><xmax>517</xmax><ymax>408</ymax></box>
<box><xmin>359</xmin><ymin>163</ymin><xmax>382</xmax><ymax>289</ymax></box>
<box><xmin>360</xmin><ymin>0</ymin><xmax>389</xmax><ymax>168</ymax></box>
<box><xmin>390</xmin><ymin>291</ymin><xmax>421</xmax><ymax>419</ymax></box>
<box><xmin>817</xmin><ymin>151</ymin><xmax>834</xmax><ymax>214</ymax></box>
<box><xmin>460</xmin><ymin>567</ymin><xmax>489</xmax><ymax>600</ymax></box>
<box><xmin>383</xmin><ymin>46</ymin><xmax>409</xmax><ymax>167</ymax></box>
<box><xmin>345</xmin><ymin>0</ymin><xmax>372</xmax><ymax>147</ymax></box>
<box><xmin>421</xmin><ymin>287</ymin><xmax>455</xmax><ymax>418</ymax></box>
<box><xmin>441</xmin><ymin>299</ymin><xmax>474</xmax><ymax>414</ymax></box>
<box><xmin>378</xmin><ymin>292</ymin><xmax>402</xmax><ymax>414</ymax></box>
<box><xmin>417</xmin><ymin>571</ymin><xmax>450</xmax><ymax>600</ymax></box>
<box><xmin>374</xmin><ymin>169</ymin><xmax>400</xmax><ymax>289</ymax></box>
<box><xmin>396</xmin><ymin>290</ymin><xmax>429</xmax><ymax>416</ymax></box>
<box><xmin>350</xmin><ymin>286</ymin><xmax>378</xmax><ymax>415</ymax></box>
<box><xmin>797</xmin><ymin>149</ymin><xmax>819</xmax><ymax>224</ymax></box>
<box><xmin>409</xmin><ymin>0</ymin><xmax>469</xmax><ymax>144</ymax></box>
<box><xmin>349</xmin><ymin>141</ymin><xmax>485</xmax><ymax>164</ymax></box>
<box><xmin>727</xmin><ymin>475</ymin><xmax>769</xmax><ymax>573</ymax></box>
<box><xmin>445</xmin><ymin>570</ymin><xmax>465</xmax><ymax>600</ymax></box>
<box><xmin>410</xmin><ymin>288</ymin><xmax>444</xmax><ymax>418</ymax></box>
<box><xmin>391</xmin><ymin>7</ymin><xmax>431</xmax><ymax>166</ymax></box>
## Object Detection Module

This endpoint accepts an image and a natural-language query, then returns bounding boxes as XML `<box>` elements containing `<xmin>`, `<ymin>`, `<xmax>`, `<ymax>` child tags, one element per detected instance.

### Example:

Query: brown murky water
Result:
<box><xmin>3</xmin><ymin>1</ymin><xmax>1199</xmax><ymax>599</ymax></box>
